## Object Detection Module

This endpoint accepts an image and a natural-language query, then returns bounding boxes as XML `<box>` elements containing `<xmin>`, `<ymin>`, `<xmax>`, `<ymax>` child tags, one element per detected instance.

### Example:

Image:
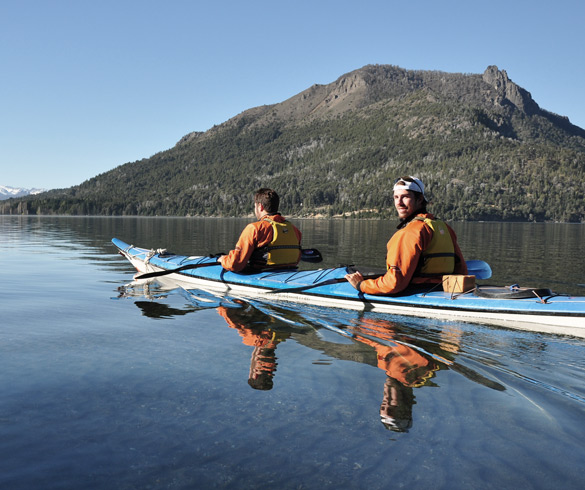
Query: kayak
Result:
<box><xmin>112</xmin><ymin>238</ymin><xmax>585</xmax><ymax>337</ymax></box>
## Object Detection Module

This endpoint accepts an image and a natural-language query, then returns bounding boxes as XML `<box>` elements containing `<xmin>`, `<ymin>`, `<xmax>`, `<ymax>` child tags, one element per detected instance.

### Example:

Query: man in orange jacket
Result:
<box><xmin>346</xmin><ymin>176</ymin><xmax>467</xmax><ymax>294</ymax></box>
<box><xmin>219</xmin><ymin>188</ymin><xmax>302</xmax><ymax>272</ymax></box>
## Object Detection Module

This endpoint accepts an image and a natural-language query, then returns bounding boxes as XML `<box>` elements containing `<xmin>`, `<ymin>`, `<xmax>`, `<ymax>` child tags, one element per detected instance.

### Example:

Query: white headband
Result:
<box><xmin>393</xmin><ymin>176</ymin><xmax>427</xmax><ymax>201</ymax></box>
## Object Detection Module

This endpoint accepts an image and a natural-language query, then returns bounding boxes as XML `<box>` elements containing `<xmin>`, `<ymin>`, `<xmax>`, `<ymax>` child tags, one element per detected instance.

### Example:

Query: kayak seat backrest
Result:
<box><xmin>474</xmin><ymin>287</ymin><xmax>554</xmax><ymax>299</ymax></box>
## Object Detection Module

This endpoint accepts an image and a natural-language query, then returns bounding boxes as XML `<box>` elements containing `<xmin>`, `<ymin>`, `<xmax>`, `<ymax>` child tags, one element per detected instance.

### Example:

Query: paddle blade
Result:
<box><xmin>466</xmin><ymin>260</ymin><xmax>492</xmax><ymax>280</ymax></box>
<box><xmin>301</xmin><ymin>248</ymin><xmax>323</xmax><ymax>263</ymax></box>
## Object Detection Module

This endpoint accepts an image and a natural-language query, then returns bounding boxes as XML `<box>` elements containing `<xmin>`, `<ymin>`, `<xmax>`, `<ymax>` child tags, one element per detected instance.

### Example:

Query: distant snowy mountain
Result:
<box><xmin>0</xmin><ymin>185</ymin><xmax>47</xmax><ymax>200</ymax></box>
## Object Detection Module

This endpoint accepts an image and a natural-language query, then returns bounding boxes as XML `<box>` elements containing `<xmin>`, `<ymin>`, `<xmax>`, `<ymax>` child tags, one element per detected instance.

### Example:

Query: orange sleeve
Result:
<box><xmin>222</xmin><ymin>220</ymin><xmax>282</xmax><ymax>272</ymax></box>
<box><xmin>221</xmin><ymin>222</ymin><xmax>263</xmax><ymax>272</ymax></box>
<box><xmin>359</xmin><ymin>221</ymin><xmax>432</xmax><ymax>295</ymax></box>
<box><xmin>353</xmin><ymin>334</ymin><xmax>431</xmax><ymax>385</ymax></box>
<box><xmin>217</xmin><ymin>307</ymin><xmax>273</xmax><ymax>346</ymax></box>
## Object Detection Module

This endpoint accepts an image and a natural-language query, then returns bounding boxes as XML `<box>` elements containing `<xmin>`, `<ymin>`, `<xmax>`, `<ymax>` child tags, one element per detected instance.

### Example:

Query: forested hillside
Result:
<box><xmin>3</xmin><ymin>65</ymin><xmax>585</xmax><ymax>222</ymax></box>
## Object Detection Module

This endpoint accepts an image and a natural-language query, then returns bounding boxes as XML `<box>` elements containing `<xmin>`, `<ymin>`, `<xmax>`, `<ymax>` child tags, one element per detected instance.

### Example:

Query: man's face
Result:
<box><xmin>254</xmin><ymin>201</ymin><xmax>262</xmax><ymax>219</ymax></box>
<box><xmin>394</xmin><ymin>189</ymin><xmax>422</xmax><ymax>219</ymax></box>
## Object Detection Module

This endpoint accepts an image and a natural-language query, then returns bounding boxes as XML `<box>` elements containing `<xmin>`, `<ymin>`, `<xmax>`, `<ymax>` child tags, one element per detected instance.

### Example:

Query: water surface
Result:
<box><xmin>1</xmin><ymin>216</ymin><xmax>585</xmax><ymax>489</ymax></box>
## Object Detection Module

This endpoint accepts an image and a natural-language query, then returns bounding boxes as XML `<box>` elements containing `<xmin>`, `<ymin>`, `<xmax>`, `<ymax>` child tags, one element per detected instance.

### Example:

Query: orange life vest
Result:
<box><xmin>250</xmin><ymin>217</ymin><xmax>301</xmax><ymax>268</ymax></box>
<box><xmin>412</xmin><ymin>216</ymin><xmax>456</xmax><ymax>277</ymax></box>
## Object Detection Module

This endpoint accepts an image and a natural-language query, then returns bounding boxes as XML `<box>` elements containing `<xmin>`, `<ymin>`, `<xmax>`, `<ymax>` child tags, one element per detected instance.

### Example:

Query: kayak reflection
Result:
<box><xmin>115</xmin><ymin>282</ymin><xmax>238</xmax><ymax>318</ymax></box>
<box><xmin>114</xmin><ymin>282</ymin><xmax>201</xmax><ymax>318</ymax></box>
<box><xmin>117</xmin><ymin>284</ymin><xmax>504</xmax><ymax>432</ymax></box>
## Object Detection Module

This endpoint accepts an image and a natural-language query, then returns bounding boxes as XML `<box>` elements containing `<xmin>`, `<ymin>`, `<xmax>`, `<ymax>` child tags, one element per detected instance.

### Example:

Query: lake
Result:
<box><xmin>1</xmin><ymin>216</ymin><xmax>585</xmax><ymax>489</ymax></box>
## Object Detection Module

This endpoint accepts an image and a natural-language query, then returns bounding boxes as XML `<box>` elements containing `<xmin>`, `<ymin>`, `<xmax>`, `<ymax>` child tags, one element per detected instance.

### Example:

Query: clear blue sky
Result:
<box><xmin>2</xmin><ymin>0</ymin><xmax>583</xmax><ymax>190</ymax></box>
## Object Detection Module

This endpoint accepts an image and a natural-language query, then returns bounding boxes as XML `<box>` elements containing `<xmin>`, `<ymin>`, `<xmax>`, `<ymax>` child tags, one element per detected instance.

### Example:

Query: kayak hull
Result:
<box><xmin>112</xmin><ymin>238</ymin><xmax>585</xmax><ymax>337</ymax></box>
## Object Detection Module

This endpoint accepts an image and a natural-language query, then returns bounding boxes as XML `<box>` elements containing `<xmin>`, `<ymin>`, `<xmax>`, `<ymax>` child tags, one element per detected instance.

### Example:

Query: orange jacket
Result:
<box><xmin>359</xmin><ymin>213</ymin><xmax>467</xmax><ymax>295</ymax></box>
<box><xmin>348</xmin><ymin>318</ymin><xmax>438</xmax><ymax>387</ymax></box>
<box><xmin>217</xmin><ymin>306</ymin><xmax>277</xmax><ymax>347</ymax></box>
<box><xmin>221</xmin><ymin>214</ymin><xmax>302</xmax><ymax>272</ymax></box>
<box><xmin>370</xmin><ymin>340</ymin><xmax>434</xmax><ymax>387</ymax></box>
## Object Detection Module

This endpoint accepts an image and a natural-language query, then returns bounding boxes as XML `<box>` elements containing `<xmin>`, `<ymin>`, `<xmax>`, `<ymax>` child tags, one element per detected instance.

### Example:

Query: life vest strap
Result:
<box><xmin>263</xmin><ymin>244</ymin><xmax>302</xmax><ymax>251</ymax></box>
<box><xmin>423</xmin><ymin>252</ymin><xmax>456</xmax><ymax>259</ymax></box>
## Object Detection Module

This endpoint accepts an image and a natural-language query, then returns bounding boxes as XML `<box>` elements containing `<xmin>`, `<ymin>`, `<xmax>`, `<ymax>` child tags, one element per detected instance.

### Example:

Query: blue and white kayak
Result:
<box><xmin>112</xmin><ymin>238</ymin><xmax>585</xmax><ymax>337</ymax></box>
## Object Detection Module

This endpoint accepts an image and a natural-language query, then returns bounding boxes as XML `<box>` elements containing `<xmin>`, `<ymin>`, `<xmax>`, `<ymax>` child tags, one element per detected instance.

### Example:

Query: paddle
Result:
<box><xmin>269</xmin><ymin>260</ymin><xmax>492</xmax><ymax>295</ymax></box>
<box><xmin>135</xmin><ymin>248</ymin><xmax>323</xmax><ymax>280</ymax></box>
<box><xmin>466</xmin><ymin>260</ymin><xmax>492</xmax><ymax>280</ymax></box>
<box><xmin>267</xmin><ymin>272</ymin><xmax>384</xmax><ymax>294</ymax></box>
<box><xmin>300</xmin><ymin>248</ymin><xmax>323</xmax><ymax>263</ymax></box>
<box><xmin>134</xmin><ymin>261</ymin><xmax>219</xmax><ymax>279</ymax></box>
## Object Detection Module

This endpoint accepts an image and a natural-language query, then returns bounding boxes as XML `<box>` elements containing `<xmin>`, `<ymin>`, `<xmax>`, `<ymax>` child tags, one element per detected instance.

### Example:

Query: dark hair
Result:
<box><xmin>414</xmin><ymin>194</ymin><xmax>427</xmax><ymax>214</ymax></box>
<box><xmin>254</xmin><ymin>188</ymin><xmax>280</xmax><ymax>214</ymax></box>
<box><xmin>248</xmin><ymin>373</ymin><xmax>274</xmax><ymax>390</ymax></box>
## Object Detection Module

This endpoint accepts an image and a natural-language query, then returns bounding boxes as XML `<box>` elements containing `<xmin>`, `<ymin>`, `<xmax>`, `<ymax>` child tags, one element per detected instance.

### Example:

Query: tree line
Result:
<box><xmin>3</xmin><ymin>67</ymin><xmax>584</xmax><ymax>222</ymax></box>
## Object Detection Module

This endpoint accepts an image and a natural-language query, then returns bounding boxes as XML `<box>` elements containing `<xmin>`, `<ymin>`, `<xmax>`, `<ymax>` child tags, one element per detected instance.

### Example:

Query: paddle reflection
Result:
<box><xmin>135</xmin><ymin>301</ymin><xmax>197</xmax><ymax>319</ymax></box>
<box><xmin>114</xmin><ymin>282</ymin><xmax>201</xmax><ymax>318</ymax></box>
<box><xmin>115</xmin><ymin>282</ymin><xmax>237</xmax><ymax>318</ymax></box>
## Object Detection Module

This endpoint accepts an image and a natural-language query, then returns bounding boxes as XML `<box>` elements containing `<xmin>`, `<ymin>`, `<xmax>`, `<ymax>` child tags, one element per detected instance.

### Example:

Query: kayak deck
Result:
<box><xmin>112</xmin><ymin>238</ymin><xmax>585</xmax><ymax>337</ymax></box>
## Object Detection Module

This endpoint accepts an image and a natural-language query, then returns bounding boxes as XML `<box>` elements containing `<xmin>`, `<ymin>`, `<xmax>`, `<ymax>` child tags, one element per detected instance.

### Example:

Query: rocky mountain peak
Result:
<box><xmin>482</xmin><ymin>65</ymin><xmax>540</xmax><ymax>115</ymax></box>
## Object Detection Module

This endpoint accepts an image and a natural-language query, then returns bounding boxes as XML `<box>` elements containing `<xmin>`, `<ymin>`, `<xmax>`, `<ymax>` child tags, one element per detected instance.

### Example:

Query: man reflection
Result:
<box><xmin>379</xmin><ymin>377</ymin><xmax>415</xmax><ymax>432</ymax></box>
<box><xmin>349</xmin><ymin>318</ymin><xmax>440</xmax><ymax>432</ymax></box>
<box><xmin>217</xmin><ymin>302</ymin><xmax>290</xmax><ymax>390</ymax></box>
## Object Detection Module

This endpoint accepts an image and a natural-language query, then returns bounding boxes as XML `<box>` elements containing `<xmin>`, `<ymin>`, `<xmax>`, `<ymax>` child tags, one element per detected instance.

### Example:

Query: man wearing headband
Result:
<box><xmin>345</xmin><ymin>176</ymin><xmax>467</xmax><ymax>294</ymax></box>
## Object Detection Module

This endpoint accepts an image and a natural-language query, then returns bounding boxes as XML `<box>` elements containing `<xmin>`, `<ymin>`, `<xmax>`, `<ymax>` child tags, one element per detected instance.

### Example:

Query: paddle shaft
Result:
<box><xmin>269</xmin><ymin>259</ymin><xmax>490</xmax><ymax>295</ymax></box>
<box><xmin>134</xmin><ymin>247</ymin><xmax>322</xmax><ymax>280</ymax></box>
<box><xmin>134</xmin><ymin>261</ymin><xmax>218</xmax><ymax>279</ymax></box>
<box><xmin>268</xmin><ymin>273</ymin><xmax>383</xmax><ymax>294</ymax></box>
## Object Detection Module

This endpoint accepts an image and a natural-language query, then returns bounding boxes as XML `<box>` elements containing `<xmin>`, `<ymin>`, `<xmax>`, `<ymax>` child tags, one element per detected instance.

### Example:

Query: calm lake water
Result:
<box><xmin>1</xmin><ymin>216</ymin><xmax>585</xmax><ymax>489</ymax></box>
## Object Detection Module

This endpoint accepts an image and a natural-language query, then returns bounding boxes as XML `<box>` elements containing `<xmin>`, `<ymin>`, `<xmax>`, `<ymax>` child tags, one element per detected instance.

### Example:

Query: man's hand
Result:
<box><xmin>345</xmin><ymin>271</ymin><xmax>364</xmax><ymax>290</ymax></box>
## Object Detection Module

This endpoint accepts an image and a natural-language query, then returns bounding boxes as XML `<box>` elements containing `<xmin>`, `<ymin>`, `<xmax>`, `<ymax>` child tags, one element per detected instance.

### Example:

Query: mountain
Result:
<box><xmin>2</xmin><ymin>65</ymin><xmax>584</xmax><ymax>221</ymax></box>
<box><xmin>0</xmin><ymin>185</ymin><xmax>47</xmax><ymax>200</ymax></box>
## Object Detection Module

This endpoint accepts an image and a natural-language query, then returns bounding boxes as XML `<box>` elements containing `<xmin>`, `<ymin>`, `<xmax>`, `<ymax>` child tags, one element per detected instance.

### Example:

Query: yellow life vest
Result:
<box><xmin>250</xmin><ymin>217</ymin><xmax>301</xmax><ymax>268</ymax></box>
<box><xmin>412</xmin><ymin>217</ymin><xmax>456</xmax><ymax>277</ymax></box>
